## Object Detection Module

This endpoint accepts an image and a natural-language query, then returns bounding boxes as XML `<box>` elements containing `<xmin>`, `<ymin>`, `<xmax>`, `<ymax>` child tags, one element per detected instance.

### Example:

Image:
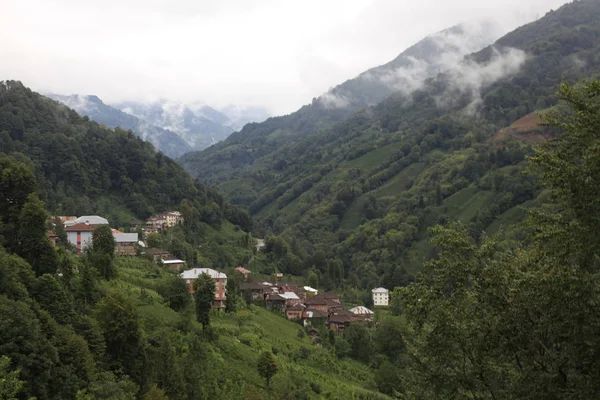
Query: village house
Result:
<box><xmin>302</xmin><ymin>309</ymin><xmax>327</xmax><ymax>326</ymax></box>
<box><xmin>240</xmin><ymin>282</ymin><xmax>267</xmax><ymax>301</ymax></box>
<box><xmin>145</xmin><ymin>211</ymin><xmax>183</xmax><ymax>233</ymax></box>
<box><xmin>240</xmin><ymin>281</ymin><xmax>280</xmax><ymax>302</ymax></box>
<box><xmin>179</xmin><ymin>268</ymin><xmax>227</xmax><ymax>308</ymax></box>
<box><xmin>143</xmin><ymin>247</ymin><xmax>171</xmax><ymax>262</ymax></box>
<box><xmin>162</xmin><ymin>211</ymin><xmax>183</xmax><ymax>228</ymax></box>
<box><xmin>303</xmin><ymin>292</ymin><xmax>342</xmax><ymax>315</ymax></box>
<box><xmin>161</xmin><ymin>257</ymin><xmax>186</xmax><ymax>271</ymax></box>
<box><xmin>303</xmin><ymin>286</ymin><xmax>318</xmax><ymax>297</ymax></box>
<box><xmin>303</xmin><ymin>296</ymin><xmax>329</xmax><ymax>314</ymax></box>
<box><xmin>328</xmin><ymin>310</ymin><xmax>357</xmax><ymax>334</ymax></box>
<box><xmin>278</xmin><ymin>283</ymin><xmax>306</xmax><ymax>299</ymax></box>
<box><xmin>372</xmin><ymin>287</ymin><xmax>389</xmax><ymax>306</ymax></box>
<box><xmin>113</xmin><ymin>233</ymin><xmax>139</xmax><ymax>256</ymax></box>
<box><xmin>280</xmin><ymin>292</ymin><xmax>302</xmax><ymax>307</ymax></box>
<box><xmin>65</xmin><ymin>223</ymin><xmax>97</xmax><ymax>252</ymax></box>
<box><xmin>285</xmin><ymin>304</ymin><xmax>305</xmax><ymax>320</ymax></box>
<box><xmin>235</xmin><ymin>266</ymin><xmax>252</xmax><ymax>281</ymax></box>
<box><xmin>266</xmin><ymin>293</ymin><xmax>286</xmax><ymax>311</ymax></box>
<box><xmin>145</xmin><ymin>216</ymin><xmax>167</xmax><ymax>233</ymax></box>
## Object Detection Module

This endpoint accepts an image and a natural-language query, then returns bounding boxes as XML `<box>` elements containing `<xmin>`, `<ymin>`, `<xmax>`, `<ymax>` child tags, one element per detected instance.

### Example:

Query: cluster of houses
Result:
<box><xmin>238</xmin><ymin>280</ymin><xmax>386</xmax><ymax>333</ymax></box>
<box><xmin>174</xmin><ymin>266</ymin><xmax>391</xmax><ymax>334</ymax></box>
<box><xmin>140</xmin><ymin>211</ymin><xmax>183</xmax><ymax>234</ymax></box>
<box><xmin>52</xmin><ymin>212</ymin><xmax>189</xmax><ymax>257</ymax></box>
<box><xmin>52</xmin><ymin>215</ymin><xmax>392</xmax><ymax>335</ymax></box>
<box><xmin>52</xmin><ymin>215</ymin><xmax>141</xmax><ymax>255</ymax></box>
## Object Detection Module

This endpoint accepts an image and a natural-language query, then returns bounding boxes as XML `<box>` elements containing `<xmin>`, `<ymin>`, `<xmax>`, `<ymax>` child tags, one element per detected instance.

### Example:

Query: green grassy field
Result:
<box><xmin>112</xmin><ymin>257</ymin><xmax>389</xmax><ymax>399</ymax></box>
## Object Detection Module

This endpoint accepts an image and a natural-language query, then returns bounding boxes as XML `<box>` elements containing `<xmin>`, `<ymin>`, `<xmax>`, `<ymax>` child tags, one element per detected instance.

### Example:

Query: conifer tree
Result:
<box><xmin>257</xmin><ymin>350</ymin><xmax>278</xmax><ymax>390</ymax></box>
<box><xmin>193</xmin><ymin>273</ymin><xmax>215</xmax><ymax>328</ymax></box>
<box><xmin>17</xmin><ymin>193</ymin><xmax>57</xmax><ymax>276</ymax></box>
<box><xmin>90</xmin><ymin>225</ymin><xmax>116</xmax><ymax>280</ymax></box>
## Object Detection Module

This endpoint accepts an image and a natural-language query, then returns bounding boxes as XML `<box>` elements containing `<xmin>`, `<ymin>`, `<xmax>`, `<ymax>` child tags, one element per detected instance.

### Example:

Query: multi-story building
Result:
<box><xmin>146</xmin><ymin>211</ymin><xmax>183</xmax><ymax>233</ymax></box>
<box><xmin>162</xmin><ymin>211</ymin><xmax>183</xmax><ymax>228</ymax></box>
<box><xmin>372</xmin><ymin>287</ymin><xmax>389</xmax><ymax>306</ymax></box>
<box><xmin>179</xmin><ymin>268</ymin><xmax>227</xmax><ymax>308</ymax></box>
<box><xmin>65</xmin><ymin>223</ymin><xmax>97</xmax><ymax>252</ymax></box>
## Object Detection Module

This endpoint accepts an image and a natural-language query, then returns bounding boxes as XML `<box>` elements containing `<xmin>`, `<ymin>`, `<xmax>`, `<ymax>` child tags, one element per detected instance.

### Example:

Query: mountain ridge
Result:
<box><xmin>179</xmin><ymin>19</ymin><xmax>508</xmax><ymax>184</ymax></box>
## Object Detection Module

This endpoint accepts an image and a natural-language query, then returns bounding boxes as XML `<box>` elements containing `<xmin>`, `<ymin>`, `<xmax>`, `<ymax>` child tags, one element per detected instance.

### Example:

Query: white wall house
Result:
<box><xmin>372</xmin><ymin>287</ymin><xmax>389</xmax><ymax>306</ymax></box>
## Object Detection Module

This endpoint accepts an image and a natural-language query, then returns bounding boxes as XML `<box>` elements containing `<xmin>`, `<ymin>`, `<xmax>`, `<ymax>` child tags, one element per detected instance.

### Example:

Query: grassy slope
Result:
<box><xmin>111</xmin><ymin>257</ymin><xmax>389</xmax><ymax>399</ymax></box>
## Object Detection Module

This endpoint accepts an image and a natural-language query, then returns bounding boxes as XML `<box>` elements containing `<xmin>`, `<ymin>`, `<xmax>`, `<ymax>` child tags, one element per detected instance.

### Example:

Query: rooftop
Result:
<box><xmin>372</xmin><ymin>287</ymin><xmax>389</xmax><ymax>293</ymax></box>
<box><xmin>113</xmin><ymin>233</ymin><xmax>138</xmax><ymax>243</ymax></box>
<box><xmin>349</xmin><ymin>306</ymin><xmax>374</xmax><ymax>315</ymax></box>
<box><xmin>163</xmin><ymin>259</ymin><xmax>186</xmax><ymax>265</ymax></box>
<box><xmin>235</xmin><ymin>266</ymin><xmax>252</xmax><ymax>274</ymax></box>
<box><xmin>64</xmin><ymin>215</ymin><xmax>108</xmax><ymax>227</ymax></box>
<box><xmin>179</xmin><ymin>268</ymin><xmax>227</xmax><ymax>280</ymax></box>
<box><xmin>65</xmin><ymin>223</ymin><xmax>97</xmax><ymax>232</ymax></box>
<box><xmin>279</xmin><ymin>292</ymin><xmax>300</xmax><ymax>300</ymax></box>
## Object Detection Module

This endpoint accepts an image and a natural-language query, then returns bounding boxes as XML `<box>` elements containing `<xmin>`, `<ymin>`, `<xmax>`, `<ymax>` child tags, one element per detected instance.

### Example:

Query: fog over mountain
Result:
<box><xmin>1</xmin><ymin>0</ymin><xmax>569</xmax><ymax>115</ymax></box>
<box><xmin>48</xmin><ymin>94</ymin><xmax>271</xmax><ymax>156</ymax></box>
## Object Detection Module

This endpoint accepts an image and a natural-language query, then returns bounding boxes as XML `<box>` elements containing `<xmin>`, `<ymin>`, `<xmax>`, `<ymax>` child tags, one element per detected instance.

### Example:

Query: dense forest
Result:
<box><xmin>181</xmin><ymin>0</ymin><xmax>600</xmax><ymax>289</ymax></box>
<box><xmin>0</xmin><ymin>80</ymin><xmax>256</xmax><ymax>268</ymax></box>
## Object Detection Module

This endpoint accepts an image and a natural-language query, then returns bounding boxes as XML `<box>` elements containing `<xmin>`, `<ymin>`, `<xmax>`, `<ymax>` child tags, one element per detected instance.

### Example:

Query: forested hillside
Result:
<box><xmin>0</xmin><ymin>81</ymin><xmax>251</xmax><ymax>229</ymax></box>
<box><xmin>180</xmin><ymin>19</ymin><xmax>502</xmax><ymax>182</ymax></box>
<box><xmin>0</xmin><ymin>153</ymin><xmax>388</xmax><ymax>399</ymax></box>
<box><xmin>182</xmin><ymin>0</ymin><xmax>600</xmax><ymax>288</ymax></box>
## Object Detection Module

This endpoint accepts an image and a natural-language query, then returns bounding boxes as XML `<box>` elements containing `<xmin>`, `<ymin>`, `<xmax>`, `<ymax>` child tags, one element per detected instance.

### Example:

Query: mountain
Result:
<box><xmin>220</xmin><ymin>104</ymin><xmax>271</xmax><ymax>131</ymax></box>
<box><xmin>47</xmin><ymin>93</ymin><xmax>193</xmax><ymax>158</ymax></box>
<box><xmin>114</xmin><ymin>100</ymin><xmax>235</xmax><ymax>151</ymax></box>
<box><xmin>182</xmin><ymin>0</ymin><xmax>600</xmax><ymax>286</ymax></box>
<box><xmin>0</xmin><ymin>81</ymin><xmax>252</xmax><ymax>232</ymax></box>
<box><xmin>179</xmin><ymin>18</ymin><xmax>506</xmax><ymax>184</ymax></box>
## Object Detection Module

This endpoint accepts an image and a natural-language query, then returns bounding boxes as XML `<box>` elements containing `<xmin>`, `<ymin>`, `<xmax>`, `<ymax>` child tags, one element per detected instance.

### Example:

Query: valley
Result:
<box><xmin>2</xmin><ymin>0</ymin><xmax>600</xmax><ymax>398</ymax></box>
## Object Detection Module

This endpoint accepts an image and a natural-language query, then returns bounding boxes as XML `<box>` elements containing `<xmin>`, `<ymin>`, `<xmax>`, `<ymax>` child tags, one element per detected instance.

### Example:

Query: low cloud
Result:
<box><xmin>319</xmin><ymin>91</ymin><xmax>351</xmax><ymax>109</ymax></box>
<box><xmin>435</xmin><ymin>46</ymin><xmax>528</xmax><ymax>114</ymax></box>
<box><xmin>317</xmin><ymin>19</ymin><xmax>528</xmax><ymax>116</ymax></box>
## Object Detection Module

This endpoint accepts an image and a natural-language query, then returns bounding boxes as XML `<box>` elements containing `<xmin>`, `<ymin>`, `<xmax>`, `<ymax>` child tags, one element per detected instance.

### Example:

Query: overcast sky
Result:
<box><xmin>1</xmin><ymin>0</ymin><xmax>568</xmax><ymax>115</ymax></box>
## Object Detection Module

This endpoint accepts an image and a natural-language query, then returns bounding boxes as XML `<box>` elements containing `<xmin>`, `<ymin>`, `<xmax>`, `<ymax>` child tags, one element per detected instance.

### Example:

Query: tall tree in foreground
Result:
<box><xmin>17</xmin><ymin>193</ymin><xmax>58</xmax><ymax>275</ymax></box>
<box><xmin>399</xmin><ymin>80</ymin><xmax>600</xmax><ymax>399</ymax></box>
<box><xmin>0</xmin><ymin>157</ymin><xmax>36</xmax><ymax>253</ymax></box>
<box><xmin>95</xmin><ymin>291</ymin><xmax>144</xmax><ymax>383</ymax></box>
<box><xmin>91</xmin><ymin>225</ymin><xmax>116</xmax><ymax>280</ymax></box>
<box><xmin>193</xmin><ymin>273</ymin><xmax>215</xmax><ymax>329</ymax></box>
<box><xmin>257</xmin><ymin>350</ymin><xmax>278</xmax><ymax>391</ymax></box>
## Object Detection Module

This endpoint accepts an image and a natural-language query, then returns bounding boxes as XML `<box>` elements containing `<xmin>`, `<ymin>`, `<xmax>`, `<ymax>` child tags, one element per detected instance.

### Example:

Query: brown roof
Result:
<box><xmin>287</xmin><ymin>304</ymin><xmax>305</xmax><ymax>311</ymax></box>
<box><xmin>304</xmin><ymin>296</ymin><xmax>328</xmax><ymax>305</ymax></box>
<box><xmin>65</xmin><ymin>223</ymin><xmax>97</xmax><ymax>232</ymax></box>
<box><xmin>267</xmin><ymin>294</ymin><xmax>286</xmax><ymax>302</ymax></box>
<box><xmin>329</xmin><ymin>313</ymin><xmax>352</xmax><ymax>324</ymax></box>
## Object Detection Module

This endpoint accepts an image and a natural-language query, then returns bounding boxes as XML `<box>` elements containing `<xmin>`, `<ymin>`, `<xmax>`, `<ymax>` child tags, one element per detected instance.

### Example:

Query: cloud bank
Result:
<box><xmin>0</xmin><ymin>0</ymin><xmax>569</xmax><ymax>114</ymax></box>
